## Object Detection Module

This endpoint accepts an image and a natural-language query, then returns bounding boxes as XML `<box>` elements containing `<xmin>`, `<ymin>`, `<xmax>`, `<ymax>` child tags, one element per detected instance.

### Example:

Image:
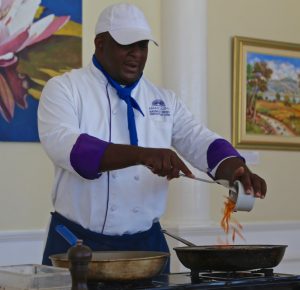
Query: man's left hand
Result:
<box><xmin>215</xmin><ymin>157</ymin><xmax>267</xmax><ymax>199</ymax></box>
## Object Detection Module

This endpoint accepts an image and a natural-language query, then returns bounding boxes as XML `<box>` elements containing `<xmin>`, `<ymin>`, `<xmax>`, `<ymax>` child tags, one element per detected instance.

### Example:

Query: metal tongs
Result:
<box><xmin>145</xmin><ymin>165</ymin><xmax>237</xmax><ymax>193</ymax></box>
<box><xmin>179</xmin><ymin>173</ymin><xmax>237</xmax><ymax>193</ymax></box>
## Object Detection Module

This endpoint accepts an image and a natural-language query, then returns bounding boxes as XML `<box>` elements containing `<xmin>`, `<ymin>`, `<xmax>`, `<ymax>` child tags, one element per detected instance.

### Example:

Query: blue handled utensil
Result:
<box><xmin>55</xmin><ymin>224</ymin><xmax>78</xmax><ymax>246</ymax></box>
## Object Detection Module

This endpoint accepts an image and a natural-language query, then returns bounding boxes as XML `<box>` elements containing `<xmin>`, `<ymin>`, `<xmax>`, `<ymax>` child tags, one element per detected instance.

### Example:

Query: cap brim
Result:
<box><xmin>109</xmin><ymin>28</ymin><xmax>158</xmax><ymax>46</ymax></box>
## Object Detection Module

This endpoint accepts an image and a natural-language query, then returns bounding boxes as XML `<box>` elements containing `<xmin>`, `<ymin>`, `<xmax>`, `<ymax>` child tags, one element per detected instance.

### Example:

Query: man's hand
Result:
<box><xmin>215</xmin><ymin>157</ymin><xmax>267</xmax><ymax>199</ymax></box>
<box><xmin>100</xmin><ymin>144</ymin><xmax>194</xmax><ymax>180</ymax></box>
<box><xmin>138</xmin><ymin>147</ymin><xmax>194</xmax><ymax>180</ymax></box>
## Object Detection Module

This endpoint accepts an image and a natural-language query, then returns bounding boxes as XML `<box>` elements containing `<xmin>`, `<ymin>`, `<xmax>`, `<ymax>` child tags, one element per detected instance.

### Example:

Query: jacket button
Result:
<box><xmin>132</xmin><ymin>207</ymin><xmax>140</xmax><ymax>213</ymax></box>
<box><xmin>110</xmin><ymin>205</ymin><xmax>117</xmax><ymax>212</ymax></box>
<box><xmin>134</xmin><ymin>175</ymin><xmax>139</xmax><ymax>181</ymax></box>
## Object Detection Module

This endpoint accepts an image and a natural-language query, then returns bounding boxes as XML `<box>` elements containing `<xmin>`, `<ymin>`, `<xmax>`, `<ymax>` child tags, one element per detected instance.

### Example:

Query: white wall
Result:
<box><xmin>207</xmin><ymin>0</ymin><xmax>300</xmax><ymax>223</ymax></box>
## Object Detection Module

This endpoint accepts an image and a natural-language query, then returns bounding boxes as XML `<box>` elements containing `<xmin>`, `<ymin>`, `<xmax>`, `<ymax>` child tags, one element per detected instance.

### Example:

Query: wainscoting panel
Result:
<box><xmin>0</xmin><ymin>230</ymin><xmax>45</xmax><ymax>266</ymax></box>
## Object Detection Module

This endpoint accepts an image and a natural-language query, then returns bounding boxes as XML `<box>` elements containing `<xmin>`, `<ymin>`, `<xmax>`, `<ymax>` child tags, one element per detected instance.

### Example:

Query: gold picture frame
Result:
<box><xmin>232</xmin><ymin>36</ymin><xmax>300</xmax><ymax>150</ymax></box>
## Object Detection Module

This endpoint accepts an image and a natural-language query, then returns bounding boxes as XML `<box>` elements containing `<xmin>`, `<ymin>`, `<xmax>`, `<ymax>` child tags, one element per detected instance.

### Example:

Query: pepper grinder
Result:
<box><xmin>67</xmin><ymin>239</ymin><xmax>92</xmax><ymax>290</ymax></box>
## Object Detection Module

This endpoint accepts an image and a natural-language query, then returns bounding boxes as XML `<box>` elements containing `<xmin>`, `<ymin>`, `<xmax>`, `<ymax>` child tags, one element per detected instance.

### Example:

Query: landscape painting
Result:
<box><xmin>232</xmin><ymin>36</ymin><xmax>300</xmax><ymax>150</ymax></box>
<box><xmin>0</xmin><ymin>0</ymin><xmax>82</xmax><ymax>142</ymax></box>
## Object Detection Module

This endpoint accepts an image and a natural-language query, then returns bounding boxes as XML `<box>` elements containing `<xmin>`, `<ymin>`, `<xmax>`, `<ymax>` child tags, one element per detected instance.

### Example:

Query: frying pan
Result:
<box><xmin>50</xmin><ymin>251</ymin><xmax>169</xmax><ymax>281</ymax></box>
<box><xmin>50</xmin><ymin>225</ymin><xmax>169</xmax><ymax>281</ymax></box>
<box><xmin>163</xmin><ymin>230</ymin><xmax>287</xmax><ymax>271</ymax></box>
<box><xmin>174</xmin><ymin>245</ymin><xmax>287</xmax><ymax>271</ymax></box>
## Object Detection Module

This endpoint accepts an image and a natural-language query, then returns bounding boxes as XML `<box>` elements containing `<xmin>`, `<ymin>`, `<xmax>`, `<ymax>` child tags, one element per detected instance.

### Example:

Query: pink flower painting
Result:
<box><xmin>0</xmin><ymin>0</ymin><xmax>70</xmax><ymax>122</ymax></box>
<box><xmin>0</xmin><ymin>0</ymin><xmax>81</xmax><ymax>141</ymax></box>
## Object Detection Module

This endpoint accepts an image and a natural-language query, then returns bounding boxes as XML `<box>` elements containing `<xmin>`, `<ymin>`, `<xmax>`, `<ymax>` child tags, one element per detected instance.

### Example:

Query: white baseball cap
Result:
<box><xmin>95</xmin><ymin>3</ymin><xmax>158</xmax><ymax>46</ymax></box>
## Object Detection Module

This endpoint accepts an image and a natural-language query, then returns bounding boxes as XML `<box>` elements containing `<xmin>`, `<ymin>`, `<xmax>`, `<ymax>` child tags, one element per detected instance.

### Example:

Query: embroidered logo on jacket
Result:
<box><xmin>149</xmin><ymin>99</ymin><xmax>170</xmax><ymax>116</ymax></box>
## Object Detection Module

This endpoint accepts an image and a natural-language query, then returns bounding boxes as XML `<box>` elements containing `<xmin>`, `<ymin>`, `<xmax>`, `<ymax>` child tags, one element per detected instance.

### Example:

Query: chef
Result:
<box><xmin>38</xmin><ymin>3</ymin><xmax>267</xmax><ymax>271</ymax></box>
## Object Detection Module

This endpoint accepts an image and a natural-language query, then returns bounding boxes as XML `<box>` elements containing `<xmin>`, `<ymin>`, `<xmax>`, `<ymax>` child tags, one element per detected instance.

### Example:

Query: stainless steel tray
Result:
<box><xmin>0</xmin><ymin>264</ymin><xmax>71</xmax><ymax>290</ymax></box>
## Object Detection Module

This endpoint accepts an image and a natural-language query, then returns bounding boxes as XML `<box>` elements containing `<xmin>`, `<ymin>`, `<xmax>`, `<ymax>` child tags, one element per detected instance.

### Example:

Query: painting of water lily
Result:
<box><xmin>0</xmin><ymin>0</ymin><xmax>82</xmax><ymax>142</ymax></box>
<box><xmin>232</xmin><ymin>36</ymin><xmax>300</xmax><ymax>150</ymax></box>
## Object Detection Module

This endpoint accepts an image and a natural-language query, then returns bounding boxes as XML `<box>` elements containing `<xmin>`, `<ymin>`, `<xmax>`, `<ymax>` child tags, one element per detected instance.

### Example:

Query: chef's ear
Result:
<box><xmin>94</xmin><ymin>34</ymin><xmax>104</xmax><ymax>50</ymax></box>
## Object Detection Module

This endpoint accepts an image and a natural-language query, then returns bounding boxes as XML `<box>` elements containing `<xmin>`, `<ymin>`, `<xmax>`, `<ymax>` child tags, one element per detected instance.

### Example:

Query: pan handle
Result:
<box><xmin>55</xmin><ymin>224</ymin><xmax>78</xmax><ymax>246</ymax></box>
<box><xmin>162</xmin><ymin>230</ymin><xmax>196</xmax><ymax>247</ymax></box>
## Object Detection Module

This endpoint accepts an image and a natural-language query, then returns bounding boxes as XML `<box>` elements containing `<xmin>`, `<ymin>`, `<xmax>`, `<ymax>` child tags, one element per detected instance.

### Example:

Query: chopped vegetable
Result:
<box><xmin>220</xmin><ymin>197</ymin><xmax>245</xmax><ymax>243</ymax></box>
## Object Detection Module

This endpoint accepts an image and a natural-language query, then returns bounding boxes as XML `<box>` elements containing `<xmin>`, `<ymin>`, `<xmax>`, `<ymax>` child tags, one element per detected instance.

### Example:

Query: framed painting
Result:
<box><xmin>232</xmin><ymin>36</ymin><xmax>300</xmax><ymax>150</ymax></box>
<box><xmin>0</xmin><ymin>0</ymin><xmax>82</xmax><ymax>142</ymax></box>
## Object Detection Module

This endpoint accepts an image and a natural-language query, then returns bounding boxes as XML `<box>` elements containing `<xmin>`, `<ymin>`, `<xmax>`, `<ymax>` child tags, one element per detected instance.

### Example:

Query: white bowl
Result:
<box><xmin>229</xmin><ymin>180</ymin><xmax>255</xmax><ymax>212</ymax></box>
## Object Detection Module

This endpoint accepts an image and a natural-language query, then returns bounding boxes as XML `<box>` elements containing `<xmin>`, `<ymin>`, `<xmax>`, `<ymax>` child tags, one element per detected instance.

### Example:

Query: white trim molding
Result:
<box><xmin>0</xmin><ymin>230</ymin><xmax>45</xmax><ymax>266</ymax></box>
<box><xmin>0</xmin><ymin>221</ymin><xmax>300</xmax><ymax>275</ymax></box>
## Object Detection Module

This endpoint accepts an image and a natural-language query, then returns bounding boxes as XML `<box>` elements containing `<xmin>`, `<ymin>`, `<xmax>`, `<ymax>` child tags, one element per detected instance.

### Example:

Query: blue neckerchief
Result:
<box><xmin>92</xmin><ymin>55</ymin><xmax>144</xmax><ymax>146</ymax></box>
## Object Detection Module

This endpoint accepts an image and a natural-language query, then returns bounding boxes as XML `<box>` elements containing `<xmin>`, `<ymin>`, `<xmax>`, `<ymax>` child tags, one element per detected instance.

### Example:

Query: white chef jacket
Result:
<box><xmin>38</xmin><ymin>61</ymin><xmax>226</xmax><ymax>236</ymax></box>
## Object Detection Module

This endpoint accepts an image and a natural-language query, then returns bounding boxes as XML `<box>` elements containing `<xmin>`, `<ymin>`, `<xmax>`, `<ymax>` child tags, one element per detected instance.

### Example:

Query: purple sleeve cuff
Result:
<box><xmin>70</xmin><ymin>134</ymin><xmax>110</xmax><ymax>180</ymax></box>
<box><xmin>207</xmin><ymin>138</ymin><xmax>243</xmax><ymax>172</ymax></box>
